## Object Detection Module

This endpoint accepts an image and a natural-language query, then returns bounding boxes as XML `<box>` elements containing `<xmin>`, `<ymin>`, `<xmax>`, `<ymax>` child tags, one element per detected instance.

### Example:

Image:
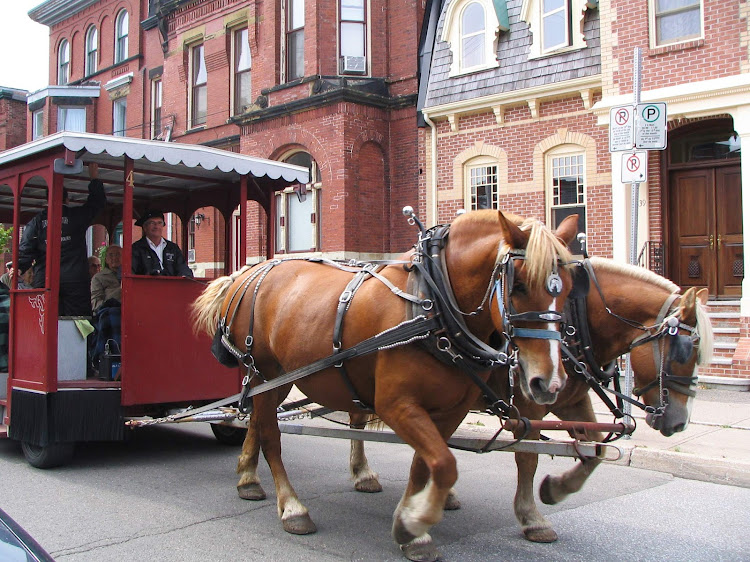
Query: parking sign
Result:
<box><xmin>635</xmin><ymin>102</ymin><xmax>667</xmax><ymax>150</ymax></box>
<box><xmin>609</xmin><ymin>105</ymin><xmax>635</xmax><ymax>152</ymax></box>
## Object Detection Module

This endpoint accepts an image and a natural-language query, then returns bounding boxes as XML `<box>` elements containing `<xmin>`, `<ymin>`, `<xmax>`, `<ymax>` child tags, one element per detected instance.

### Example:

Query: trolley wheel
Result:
<box><xmin>21</xmin><ymin>441</ymin><xmax>75</xmax><ymax>469</ymax></box>
<box><xmin>210</xmin><ymin>424</ymin><xmax>247</xmax><ymax>446</ymax></box>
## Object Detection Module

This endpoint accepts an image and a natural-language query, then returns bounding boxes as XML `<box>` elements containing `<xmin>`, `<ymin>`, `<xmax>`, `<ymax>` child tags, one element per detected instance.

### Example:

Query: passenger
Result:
<box><xmin>18</xmin><ymin>268</ymin><xmax>33</xmax><ymax>289</ymax></box>
<box><xmin>131</xmin><ymin>210</ymin><xmax>193</xmax><ymax>277</ymax></box>
<box><xmin>88</xmin><ymin>255</ymin><xmax>102</xmax><ymax>278</ymax></box>
<box><xmin>90</xmin><ymin>245</ymin><xmax>122</xmax><ymax>313</ymax></box>
<box><xmin>18</xmin><ymin>163</ymin><xmax>106</xmax><ymax>316</ymax></box>
<box><xmin>0</xmin><ymin>262</ymin><xmax>13</xmax><ymax>289</ymax></box>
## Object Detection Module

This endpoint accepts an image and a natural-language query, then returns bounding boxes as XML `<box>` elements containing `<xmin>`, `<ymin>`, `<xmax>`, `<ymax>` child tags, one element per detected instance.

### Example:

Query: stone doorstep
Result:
<box><xmin>697</xmin><ymin>375</ymin><xmax>750</xmax><ymax>391</ymax></box>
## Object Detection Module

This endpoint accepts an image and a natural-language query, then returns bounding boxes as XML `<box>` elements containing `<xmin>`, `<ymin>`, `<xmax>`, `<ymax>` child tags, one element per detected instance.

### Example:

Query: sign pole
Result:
<box><xmin>624</xmin><ymin>47</ymin><xmax>643</xmax><ymax>420</ymax></box>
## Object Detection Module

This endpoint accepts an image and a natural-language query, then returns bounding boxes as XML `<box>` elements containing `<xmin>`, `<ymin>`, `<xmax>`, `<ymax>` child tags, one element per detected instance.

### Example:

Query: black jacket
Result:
<box><xmin>131</xmin><ymin>237</ymin><xmax>193</xmax><ymax>277</ymax></box>
<box><xmin>18</xmin><ymin>179</ymin><xmax>106</xmax><ymax>288</ymax></box>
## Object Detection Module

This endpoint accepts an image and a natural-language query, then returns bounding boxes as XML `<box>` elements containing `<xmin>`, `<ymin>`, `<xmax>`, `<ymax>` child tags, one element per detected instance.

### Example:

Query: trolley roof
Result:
<box><xmin>0</xmin><ymin>132</ymin><xmax>309</xmax><ymax>218</ymax></box>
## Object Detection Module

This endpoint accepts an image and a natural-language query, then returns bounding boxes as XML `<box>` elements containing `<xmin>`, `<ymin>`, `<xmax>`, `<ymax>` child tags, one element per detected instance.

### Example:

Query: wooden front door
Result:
<box><xmin>669</xmin><ymin>165</ymin><xmax>742</xmax><ymax>298</ymax></box>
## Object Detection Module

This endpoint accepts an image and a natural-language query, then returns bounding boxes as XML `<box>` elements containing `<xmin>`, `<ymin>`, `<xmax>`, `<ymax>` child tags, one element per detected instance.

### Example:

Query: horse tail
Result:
<box><xmin>191</xmin><ymin>266</ymin><xmax>251</xmax><ymax>336</ymax></box>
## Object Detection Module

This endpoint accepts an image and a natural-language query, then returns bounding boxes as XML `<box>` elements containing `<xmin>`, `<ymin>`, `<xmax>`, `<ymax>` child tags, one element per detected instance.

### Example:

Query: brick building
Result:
<box><xmin>27</xmin><ymin>0</ymin><xmax>426</xmax><ymax>276</ymax></box>
<box><xmin>418</xmin><ymin>0</ymin><xmax>750</xmax><ymax>385</ymax></box>
<box><xmin>0</xmin><ymin>88</ymin><xmax>28</xmax><ymax>151</ymax></box>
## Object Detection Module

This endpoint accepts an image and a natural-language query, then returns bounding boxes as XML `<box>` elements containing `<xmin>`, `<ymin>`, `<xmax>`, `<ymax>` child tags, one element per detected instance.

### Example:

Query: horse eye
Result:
<box><xmin>512</xmin><ymin>281</ymin><xmax>527</xmax><ymax>295</ymax></box>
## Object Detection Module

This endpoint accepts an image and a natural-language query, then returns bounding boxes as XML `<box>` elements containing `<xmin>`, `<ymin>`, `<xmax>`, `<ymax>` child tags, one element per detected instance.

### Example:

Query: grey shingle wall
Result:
<box><xmin>424</xmin><ymin>0</ymin><xmax>600</xmax><ymax>108</ymax></box>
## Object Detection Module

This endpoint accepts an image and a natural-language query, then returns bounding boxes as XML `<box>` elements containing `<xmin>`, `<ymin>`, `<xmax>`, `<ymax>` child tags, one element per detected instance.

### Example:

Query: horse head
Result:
<box><xmin>445</xmin><ymin>210</ymin><xmax>578</xmax><ymax>405</ymax></box>
<box><xmin>630</xmin><ymin>286</ymin><xmax>713</xmax><ymax>436</ymax></box>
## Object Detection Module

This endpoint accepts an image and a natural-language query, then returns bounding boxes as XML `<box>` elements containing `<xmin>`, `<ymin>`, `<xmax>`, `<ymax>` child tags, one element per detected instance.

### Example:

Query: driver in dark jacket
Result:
<box><xmin>18</xmin><ymin>163</ymin><xmax>106</xmax><ymax>316</ymax></box>
<box><xmin>131</xmin><ymin>210</ymin><xmax>194</xmax><ymax>277</ymax></box>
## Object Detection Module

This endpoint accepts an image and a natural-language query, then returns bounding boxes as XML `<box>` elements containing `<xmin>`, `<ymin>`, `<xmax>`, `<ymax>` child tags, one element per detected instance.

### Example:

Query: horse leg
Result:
<box><xmin>255</xmin><ymin>389</ymin><xmax>317</xmax><ymax>535</ymax></box>
<box><xmin>514</xmin><ymin>449</ymin><xmax>558</xmax><ymax>542</ymax></box>
<box><xmin>384</xmin><ymin>403</ymin><xmax>465</xmax><ymax>562</ymax></box>
<box><xmin>538</xmin><ymin>396</ymin><xmax>604</xmax><ymax>506</ymax></box>
<box><xmin>236</xmin><ymin>405</ymin><xmax>267</xmax><ymax>500</ymax></box>
<box><xmin>349</xmin><ymin>412</ymin><xmax>383</xmax><ymax>493</ymax></box>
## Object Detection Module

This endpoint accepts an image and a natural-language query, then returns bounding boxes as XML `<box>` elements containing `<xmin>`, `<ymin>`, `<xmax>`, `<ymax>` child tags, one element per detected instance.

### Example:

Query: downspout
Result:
<box><xmin>422</xmin><ymin>111</ymin><xmax>438</xmax><ymax>226</ymax></box>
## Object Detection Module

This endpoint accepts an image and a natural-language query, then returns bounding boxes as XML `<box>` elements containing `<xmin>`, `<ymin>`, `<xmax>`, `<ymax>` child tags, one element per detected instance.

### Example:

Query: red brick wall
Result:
<box><xmin>610</xmin><ymin>0</ymin><xmax>746</xmax><ymax>95</ymax></box>
<box><xmin>0</xmin><ymin>97</ymin><xmax>28</xmax><ymax>150</ymax></box>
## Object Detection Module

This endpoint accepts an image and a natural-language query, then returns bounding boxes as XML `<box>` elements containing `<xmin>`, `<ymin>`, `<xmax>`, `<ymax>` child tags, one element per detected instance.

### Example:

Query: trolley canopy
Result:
<box><xmin>0</xmin><ymin>132</ymin><xmax>309</xmax><ymax>218</ymax></box>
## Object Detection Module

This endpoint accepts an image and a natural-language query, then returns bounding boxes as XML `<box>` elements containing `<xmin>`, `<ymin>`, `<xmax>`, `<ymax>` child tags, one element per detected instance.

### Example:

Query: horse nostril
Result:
<box><xmin>529</xmin><ymin>377</ymin><xmax>546</xmax><ymax>395</ymax></box>
<box><xmin>673</xmin><ymin>423</ymin><xmax>686</xmax><ymax>433</ymax></box>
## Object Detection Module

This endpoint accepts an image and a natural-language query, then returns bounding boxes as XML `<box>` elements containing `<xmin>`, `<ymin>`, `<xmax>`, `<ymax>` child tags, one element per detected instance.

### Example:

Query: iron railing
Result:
<box><xmin>637</xmin><ymin>240</ymin><xmax>664</xmax><ymax>276</ymax></box>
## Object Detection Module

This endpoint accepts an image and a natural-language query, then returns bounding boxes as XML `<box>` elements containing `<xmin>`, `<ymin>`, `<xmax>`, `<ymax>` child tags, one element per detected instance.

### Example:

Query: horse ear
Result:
<box><xmin>554</xmin><ymin>214</ymin><xmax>579</xmax><ymax>246</ymax></box>
<box><xmin>497</xmin><ymin>210</ymin><xmax>528</xmax><ymax>249</ymax></box>
<box><xmin>696</xmin><ymin>287</ymin><xmax>709</xmax><ymax>305</ymax></box>
<box><xmin>679</xmin><ymin>287</ymin><xmax>698</xmax><ymax>320</ymax></box>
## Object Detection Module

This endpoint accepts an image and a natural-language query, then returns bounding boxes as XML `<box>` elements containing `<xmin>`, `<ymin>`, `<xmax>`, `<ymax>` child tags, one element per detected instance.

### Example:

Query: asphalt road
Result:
<box><xmin>1</xmin><ymin>422</ymin><xmax>749</xmax><ymax>561</ymax></box>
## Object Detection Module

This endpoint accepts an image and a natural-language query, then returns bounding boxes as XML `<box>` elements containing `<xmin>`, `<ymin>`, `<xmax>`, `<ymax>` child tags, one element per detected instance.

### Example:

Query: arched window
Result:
<box><xmin>461</xmin><ymin>2</ymin><xmax>486</xmax><ymax>69</ymax></box>
<box><xmin>85</xmin><ymin>26</ymin><xmax>98</xmax><ymax>76</ymax></box>
<box><xmin>546</xmin><ymin>145</ymin><xmax>586</xmax><ymax>254</ymax></box>
<box><xmin>275</xmin><ymin>151</ymin><xmax>321</xmax><ymax>253</ymax></box>
<box><xmin>115</xmin><ymin>10</ymin><xmax>129</xmax><ymax>63</ymax></box>
<box><xmin>58</xmin><ymin>39</ymin><xmax>70</xmax><ymax>85</ymax></box>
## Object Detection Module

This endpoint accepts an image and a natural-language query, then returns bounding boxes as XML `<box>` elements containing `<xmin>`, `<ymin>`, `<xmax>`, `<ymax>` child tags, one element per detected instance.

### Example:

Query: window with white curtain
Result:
<box><xmin>57</xmin><ymin>107</ymin><xmax>86</xmax><ymax>132</ymax></box>
<box><xmin>113</xmin><ymin>98</ymin><xmax>127</xmax><ymax>136</ymax></box>
<box><xmin>651</xmin><ymin>0</ymin><xmax>702</xmax><ymax>46</ymax></box>
<box><xmin>190</xmin><ymin>43</ymin><xmax>207</xmax><ymax>126</ymax></box>
<box><xmin>233</xmin><ymin>28</ymin><xmax>252</xmax><ymax>114</ymax></box>
<box><xmin>275</xmin><ymin>151</ymin><xmax>321</xmax><ymax>253</ymax></box>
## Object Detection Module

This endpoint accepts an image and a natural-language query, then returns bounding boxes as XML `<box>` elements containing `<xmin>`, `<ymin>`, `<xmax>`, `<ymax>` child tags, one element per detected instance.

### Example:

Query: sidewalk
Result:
<box><xmin>460</xmin><ymin>387</ymin><xmax>750</xmax><ymax>488</ymax></box>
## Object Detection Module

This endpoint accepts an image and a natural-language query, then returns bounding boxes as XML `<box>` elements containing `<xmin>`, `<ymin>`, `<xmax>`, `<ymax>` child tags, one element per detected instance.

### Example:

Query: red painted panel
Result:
<box><xmin>121</xmin><ymin>276</ymin><xmax>240</xmax><ymax>406</ymax></box>
<box><xmin>10</xmin><ymin>289</ymin><xmax>51</xmax><ymax>391</ymax></box>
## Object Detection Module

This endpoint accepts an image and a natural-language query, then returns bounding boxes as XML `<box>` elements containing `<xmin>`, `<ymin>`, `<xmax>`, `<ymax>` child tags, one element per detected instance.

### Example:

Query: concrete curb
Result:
<box><xmin>614</xmin><ymin>445</ymin><xmax>750</xmax><ymax>488</ymax></box>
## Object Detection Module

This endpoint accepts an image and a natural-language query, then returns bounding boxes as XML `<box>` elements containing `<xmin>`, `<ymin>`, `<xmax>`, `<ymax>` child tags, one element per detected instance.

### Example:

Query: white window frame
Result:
<box><xmin>231</xmin><ymin>27</ymin><xmax>252</xmax><ymax>115</ymax></box>
<box><xmin>283</xmin><ymin>0</ymin><xmax>305</xmax><ymax>82</ymax></box>
<box><xmin>57</xmin><ymin>106</ymin><xmax>86</xmax><ymax>132</ymax></box>
<box><xmin>546</xmin><ymin>145</ymin><xmax>586</xmax><ymax>254</ymax></box>
<box><xmin>32</xmin><ymin>110</ymin><xmax>44</xmax><ymax>140</ymax></box>
<box><xmin>115</xmin><ymin>10</ymin><xmax>129</xmax><ymax>64</ymax></box>
<box><xmin>189</xmin><ymin>42</ymin><xmax>207</xmax><ymax>128</ymax></box>
<box><xmin>275</xmin><ymin>151</ymin><xmax>321</xmax><ymax>254</ymax></box>
<box><xmin>113</xmin><ymin>97</ymin><xmax>127</xmax><ymax>137</ymax></box>
<box><xmin>442</xmin><ymin>0</ymin><xmax>500</xmax><ymax>76</ymax></box>
<box><xmin>58</xmin><ymin>39</ymin><xmax>70</xmax><ymax>85</ymax></box>
<box><xmin>85</xmin><ymin>26</ymin><xmax>98</xmax><ymax>76</ymax></box>
<box><xmin>649</xmin><ymin>0</ymin><xmax>703</xmax><ymax>48</ymax></box>
<box><xmin>464</xmin><ymin>156</ymin><xmax>500</xmax><ymax>210</ymax></box>
<box><xmin>151</xmin><ymin>78</ymin><xmax>162</xmax><ymax>139</ymax></box>
<box><xmin>520</xmin><ymin>0</ymin><xmax>589</xmax><ymax>59</ymax></box>
<box><xmin>339</xmin><ymin>0</ymin><xmax>368</xmax><ymax>75</ymax></box>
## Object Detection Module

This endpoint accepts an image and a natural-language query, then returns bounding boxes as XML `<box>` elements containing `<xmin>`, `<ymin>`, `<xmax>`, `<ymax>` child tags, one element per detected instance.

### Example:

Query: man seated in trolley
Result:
<box><xmin>131</xmin><ymin>210</ymin><xmax>193</xmax><ymax>278</ymax></box>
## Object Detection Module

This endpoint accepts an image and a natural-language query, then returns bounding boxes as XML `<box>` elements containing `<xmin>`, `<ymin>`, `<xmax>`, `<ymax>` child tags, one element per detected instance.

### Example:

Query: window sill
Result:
<box><xmin>648</xmin><ymin>39</ymin><xmax>704</xmax><ymax>57</ymax></box>
<box><xmin>448</xmin><ymin>61</ymin><xmax>500</xmax><ymax>78</ymax></box>
<box><xmin>184</xmin><ymin>125</ymin><xmax>206</xmax><ymax>135</ymax></box>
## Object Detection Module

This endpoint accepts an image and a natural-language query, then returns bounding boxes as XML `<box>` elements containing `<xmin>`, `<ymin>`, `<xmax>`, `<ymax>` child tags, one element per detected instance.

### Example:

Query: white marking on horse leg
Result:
<box><xmin>280</xmin><ymin>496</ymin><xmax>310</xmax><ymax>521</ymax></box>
<box><xmin>398</xmin><ymin>480</ymin><xmax>443</xmax><ymax>538</ymax></box>
<box><xmin>350</xmin><ymin>439</ymin><xmax>382</xmax><ymax>492</ymax></box>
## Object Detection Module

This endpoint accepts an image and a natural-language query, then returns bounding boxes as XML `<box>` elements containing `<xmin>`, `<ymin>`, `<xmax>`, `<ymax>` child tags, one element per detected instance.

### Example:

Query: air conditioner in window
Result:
<box><xmin>341</xmin><ymin>55</ymin><xmax>366</xmax><ymax>74</ymax></box>
<box><xmin>187</xmin><ymin>248</ymin><xmax>196</xmax><ymax>263</ymax></box>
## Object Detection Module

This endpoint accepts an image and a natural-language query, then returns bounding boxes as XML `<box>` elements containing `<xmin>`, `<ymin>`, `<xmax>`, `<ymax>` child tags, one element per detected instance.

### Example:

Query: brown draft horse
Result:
<box><xmin>345</xmin><ymin>256</ymin><xmax>713</xmax><ymax>543</ymax></box>
<box><xmin>193</xmin><ymin>210</ymin><xmax>578</xmax><ymax>561</ymax></box>
<box><xmin>494</xmin><ymin>257</ymin><xmax>713</xmax><ymax>543</ymax></box>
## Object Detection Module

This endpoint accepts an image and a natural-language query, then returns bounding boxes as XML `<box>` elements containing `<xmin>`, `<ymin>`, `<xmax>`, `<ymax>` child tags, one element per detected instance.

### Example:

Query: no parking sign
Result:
<box><xmin>621</xmin><ymin>151</ymin><xmax>648</xmax><ymax>183</ymax></box>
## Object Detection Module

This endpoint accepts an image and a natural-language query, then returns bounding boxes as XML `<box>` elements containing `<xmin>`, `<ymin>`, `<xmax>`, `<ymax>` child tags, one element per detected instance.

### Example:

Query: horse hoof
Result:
<box><xmin>523</xmin><ymin>526</ymin><xmax>558</xmax><ymax>543</ymax></box>
<box><xmin>282</xmin><ymin>513</ymin><xmax>317</xmax><ymax>535</ymax></box>
<box><xmin>237</xmin><ymin>483</ymin><xmax>266</xmax><ymax>501</ymax></box>
<box><xmin>539</xmin><ymin>476</ymin><xmax>558</xmax><ymax>505</ymax></box>
<box><xmin>443</xmin><ymin>492</ymin><xmax>461</xmax><ymax>511</ymax></box>
<box><xmin>355</xmin><ymin>477</ymin><xmax>383</xmax><ymax>493</ymax></box>
<box><xmin>400</xmin><ymin>538</ymin><xmax>441</xmax><ymax>562</ymax></box>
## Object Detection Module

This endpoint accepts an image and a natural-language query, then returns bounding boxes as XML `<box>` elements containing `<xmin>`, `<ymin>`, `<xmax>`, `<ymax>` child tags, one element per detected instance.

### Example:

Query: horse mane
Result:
<box><xmin>191</xmin><ymin>265</ymin><xmax>251</xmax><ymax>336</ymax></box>
<box><xmin>588</xmin><ymin>257</ymin><xmax>679</xmax><ymax>293</ymax></box>
<box><xmin>589</xmin><ymin>257</ymin><xmax>714</xmax><ymax>363</ymax></box>
<box><xmin>517</xmin><ymin>218</ymin><xmax>574</xmax><ymax>289</ymax></box>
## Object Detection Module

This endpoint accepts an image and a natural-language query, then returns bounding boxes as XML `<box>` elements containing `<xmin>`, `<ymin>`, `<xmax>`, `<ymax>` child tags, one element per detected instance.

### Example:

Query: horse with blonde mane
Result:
<box><xmin>193</xmin><ymin>210</ymin><xmax>578</xmax><ymax>561</ymax></box>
